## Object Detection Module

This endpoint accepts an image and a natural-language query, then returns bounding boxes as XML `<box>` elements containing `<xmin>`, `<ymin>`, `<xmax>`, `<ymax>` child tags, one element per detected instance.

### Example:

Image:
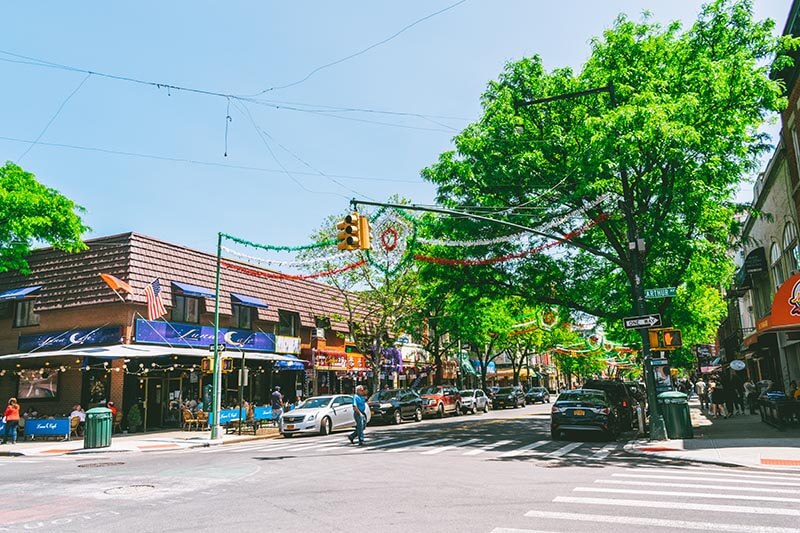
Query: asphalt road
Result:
<box><xmin>1</xmin><ymin>403</ymin><xmax>798</xmax><ymax>533</ymax></box>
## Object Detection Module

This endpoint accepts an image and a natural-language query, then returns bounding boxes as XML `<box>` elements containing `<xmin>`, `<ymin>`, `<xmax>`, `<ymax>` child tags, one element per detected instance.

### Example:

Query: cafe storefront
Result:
<box><xmin>308</xmin><ymin>347</ymin><xmax>369</xmax><ymax>395</ymax></box>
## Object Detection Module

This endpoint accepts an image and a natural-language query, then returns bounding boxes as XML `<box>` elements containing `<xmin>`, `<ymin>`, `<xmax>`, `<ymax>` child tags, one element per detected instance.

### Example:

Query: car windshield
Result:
<box><xmin>557</xmin><ymin>391</ymin><xmax>605</xmax><ymax>403</ymax></box>
<box><xmin>369</xmin><ymin>391</ymin><xmax>398</xmax><ymax>402</ymax></box>
<box><xmin>460</xmin><ymin>390</ymin><xmax>474</xmax><ymax>396</ymax></box>
<box><xmin>497</xmin><ymin>387</ymin><xmax>515</xmax><ymax>394</ymax></box>
<box><xmin>299</xmin><ymin>397</ymin><xmax>332</xmax><ymax>409</ymax></box>
<box><xmin>418</xmin><ymin>386</ymin><xmax>442</xmax><ymax>395</ymax></box>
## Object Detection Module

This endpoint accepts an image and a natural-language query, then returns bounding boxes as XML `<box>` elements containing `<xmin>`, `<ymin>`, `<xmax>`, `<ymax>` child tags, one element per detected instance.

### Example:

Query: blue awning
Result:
<box><xmin>171</xmin><ymin>281</ymin><xmax>215</xmax><ymax>298</ymax></box>
<box><xmin>0</xmin><ymin>285</ymin><xmax>42</xmax><ymax>301</ymax></box>
<box><xmin>231</xmin><ymin>293</ymin><xmax>269</xmax><ymax>309</ymax></box>
<box><xmin>273</xmin><ymin>354</ymin><xmax>307</xmax><ymax>370</ymax></box>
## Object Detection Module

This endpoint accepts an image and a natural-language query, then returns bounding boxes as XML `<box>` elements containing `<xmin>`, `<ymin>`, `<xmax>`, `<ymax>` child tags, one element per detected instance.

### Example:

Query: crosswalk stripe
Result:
<box><xmin>612</xmin><ymin>473</ymin><xmax>798</xmax><ymax>487</ymax></box>
<box><xmin>621</xmin><ymin>467</ymin><xmax>800</xmax><ymax>482</ymax></box>
<box><xmin>589</xmin><ymin>444</ymin><xmax>617</xmax><ymax>460</ymax></box>
<box><xmin>543</xmin><ymin>442</ymin><xmax>582</xmax><ymax>459</ymax></box>
<box><xmin>496</xmin><ymin>440</ymin><xmax>549</xmax><ymax>458</ymax></box>
<box><xmin>552</xmin><ymin>496</ymin><xmax>800</xmax><ymax>516</ymax></box>
<box><xmin>641</xmin><ymin>465</ymin><xmax>800</xmax><ymax>479</ymax></box>
<box><xmin>386</xmin><ymin>438</ymin><xmax>450</xmax><ymax>453</ymax></box>
<box><xmin>421</xmin><ymin>438</ymin><xmax>481</xmax><ymax>455</ymax></box>
<box><xmin>595</xmin><ymin>479</ymin><xmax>800</xmax><ymax>494</ymax></box>
<box><xmin>574</xmin><ymin>486</ymin><xmax>800</xmax><ymax>504</ymax></box>
<box><xmin>523</xmin><ymin>510</ymin><xmax>798</xmax><ymax>533</ymax></box>
<box><xmin>279</xmin><ymin>441</ymin><xmax>345</xmax><ymax>452</ymax></box>
<box><xmin>463</xmin><ymin>440</ymin><xmax>514</xmax><ymax>456</ymax></box>
<box><xmin>490</xmin><ymin>528</ymin><xmax>560</xmax><ymax>533</ymax></box>
<box><xmin>364</xmin><ymin>437</ymin><xmax>426</xmax><ymax>450</ymax></box>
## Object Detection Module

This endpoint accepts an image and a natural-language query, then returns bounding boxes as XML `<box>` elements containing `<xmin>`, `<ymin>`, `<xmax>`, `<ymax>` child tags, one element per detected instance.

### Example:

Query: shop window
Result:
<box><xmin>172</xmin><ymin>294</ymin><xmax>200</xmax><ymax>323</ymax></box>
<box><xmin>278</xmin><ymin>310</ymin><xmax>299</xmax><ymax>337</ymax></box>
<box><xmin>783</xmin><ymin>222</ymin><xmax>799</xmax><ymax>276</ymax></box>
<box><xmin>771</xmin><ymin>242</ymin><xmax>784</xmax><ymax>290</ymax></box>
<box><xmin>13</xmin><ymin>300</ymin><xmax>39</xmax><ymax>327</ymax></box>
<box><xmin>232</xmin><ymin>304</ymin><xmax>252</xmax><ymax>330</ymax></box>
<box><xmin>792</xmin><ymin>127</ymin><xmax>800</xmax><ymax>180</ymax></box>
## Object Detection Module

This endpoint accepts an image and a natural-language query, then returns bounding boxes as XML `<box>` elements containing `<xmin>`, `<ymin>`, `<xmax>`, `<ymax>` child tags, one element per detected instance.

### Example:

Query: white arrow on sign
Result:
<box><xmin>623</xmin><ymin>314</ymin><xmax>662</xmax><ymax>329</ymax></box>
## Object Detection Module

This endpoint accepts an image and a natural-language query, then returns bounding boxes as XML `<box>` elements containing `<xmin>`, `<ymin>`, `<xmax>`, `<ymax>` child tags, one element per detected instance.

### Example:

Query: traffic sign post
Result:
<box><xmin>644</xmin><ymin>287</ymin><xmax>677</xmax><ymax>299</ymax></box>
<box><xmin>623</xmin><ymin>314</ymin><xmax>662</xmax><ymax>329</ymax></box>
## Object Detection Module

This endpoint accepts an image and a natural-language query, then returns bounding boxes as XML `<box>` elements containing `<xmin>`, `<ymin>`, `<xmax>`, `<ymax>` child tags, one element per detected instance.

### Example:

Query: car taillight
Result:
<box><xmin>622</xmin><ymin>400</ymin><xmax>628</xmax><ymax>407</ymax></box>
<box><xmin>551</xmin><ymin>405</ymin><xmax>562</xmax><ymax>414</ymax></box>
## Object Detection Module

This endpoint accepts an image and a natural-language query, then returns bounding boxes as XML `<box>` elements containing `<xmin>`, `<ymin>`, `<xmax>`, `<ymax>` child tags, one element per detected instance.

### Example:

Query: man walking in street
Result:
<box><xmin>271</xmin><ymin>386</ymin><xmax>284</xmax><ymax>428</ymax></box>
<box><xmin>348</xmin><ymin>385</ymin><xmax>367</xmax><ymax>446</ymax></box>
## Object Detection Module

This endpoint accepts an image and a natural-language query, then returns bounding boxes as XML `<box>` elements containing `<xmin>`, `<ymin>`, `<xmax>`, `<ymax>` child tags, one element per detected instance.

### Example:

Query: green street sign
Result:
<box><xmin>645</xmin><ymin>287</ymin><xmax>677</xmax><ymax>299</ymax></box>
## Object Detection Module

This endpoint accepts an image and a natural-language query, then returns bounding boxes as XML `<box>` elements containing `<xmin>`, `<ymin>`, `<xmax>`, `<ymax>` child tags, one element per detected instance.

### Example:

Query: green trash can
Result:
<box><xmin>84</xmin><ymin>407</ymin><xmax>113</xmax><ymax>449</ymax></box>
<box><xmin>657</xmin><ymin>391</ymin><xmax>693</xmax><ymax>439</ymax></box>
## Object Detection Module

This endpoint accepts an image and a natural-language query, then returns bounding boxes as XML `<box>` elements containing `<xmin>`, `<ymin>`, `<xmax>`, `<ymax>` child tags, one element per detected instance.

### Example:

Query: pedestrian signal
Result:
<box><xmin>221</xmin><ymin>357</ymin><xmax>234</xmax><ymax>373</ymax></box>
<box><xmin>336</xmin><ymin>213</ymin><xmax>361</xmax><ymax>251</ymax></box>
<box><xmin>201</xmin><ymin>357</ymin><xmax>214</xmax><ymax>374</ymax></box>
<box><xmin>648</xmin><ymin>328</ymin><xmax>683</xmax><ymax>350</ymax></box>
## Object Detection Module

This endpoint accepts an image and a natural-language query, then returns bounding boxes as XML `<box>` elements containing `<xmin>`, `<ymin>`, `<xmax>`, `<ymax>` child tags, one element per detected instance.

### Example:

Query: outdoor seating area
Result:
<box><xmin>759</xmin><ymin>397</ymin><xmax>800</xmax><ymax>429</ymax></box>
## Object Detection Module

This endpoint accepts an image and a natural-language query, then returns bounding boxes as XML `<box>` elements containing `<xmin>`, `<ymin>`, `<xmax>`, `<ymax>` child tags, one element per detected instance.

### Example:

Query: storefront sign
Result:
<box><xmin>208</xmin><ymin>407</ymin><xmax>274</xmax><ymax>425</ymax></box>
<box><xmin>313</xmin><ymin>350</ymin><xmax>368</xmax><ymax>371</ymax></box>
<box><xmin>756</xmin><ymin>272</ymin><xmax>800</xmax><ymax>332</ymax></box>
<box><xmin>26</xmin><ymin>418</ymin><xmax>70</xmax><ymax>438</ymax></box>
<box><xmin>135</xmin><ymin>319</ymin><xmax>275</xmax><ymax>352</ymax></box>
<box><xmin>275</xmin><ymin>335</ymin><xmax>301</xmax><ymax>354</ymax></box>
<box><xmin>18</xmin><ymin>326</ymin><xmax>122</xmax><ymax>352</ymax></box>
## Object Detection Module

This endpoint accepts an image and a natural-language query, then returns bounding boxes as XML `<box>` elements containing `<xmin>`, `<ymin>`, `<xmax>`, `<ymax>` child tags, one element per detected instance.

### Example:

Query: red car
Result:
<box><xmin>418</xmin><ymin>385</ymin><xmax>462</xmax><ymax>417</ymax></box>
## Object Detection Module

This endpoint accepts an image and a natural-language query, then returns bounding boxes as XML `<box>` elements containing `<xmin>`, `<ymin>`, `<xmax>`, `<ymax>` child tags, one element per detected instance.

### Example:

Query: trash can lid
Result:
<box><xmin>86</xmin><ymin>407</ymin><xmax>112</xmax><ymax>414</ymax></box>
<box><xmin>657</xmin><ymin>391</ymin><xmax>688</xmax><ymax>403</ymax></box>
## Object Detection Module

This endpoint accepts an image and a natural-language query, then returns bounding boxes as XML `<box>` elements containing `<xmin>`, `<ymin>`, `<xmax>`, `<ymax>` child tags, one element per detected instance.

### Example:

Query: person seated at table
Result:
<box><xmin>70</xmin><ymin>405</ymin><xmax>86</xmax><ymax>435</ymax></box>
<box><xmin>106</xmin><ymin>401</ymin><xmax>117</xmax><ymax>417</ymax></box>
<box><xmin>22</xmin><ymin>407</ymin><xmax>38</xmax><ymax>419</ymax></box>
<box><xmin>196</xmin><ymin>399</ymin><xmax>204</xmax><ymax>412</ymax></box>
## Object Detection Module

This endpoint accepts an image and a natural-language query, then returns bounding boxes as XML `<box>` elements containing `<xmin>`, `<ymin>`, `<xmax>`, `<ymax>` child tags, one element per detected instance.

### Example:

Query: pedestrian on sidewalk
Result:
<box><xmin>271</xmin><ymin>387</ymin><xmax>284</xmax><ymax>428</ymax></box>
<box><xmin>1</xmin><ymin>398</ymin><xmax>20</xmax><ymax>444</ymax></box>
<box><xmin>348</xmin><ymin>385</ymin><xmax>368</xmax><ymax>446</ymax></box>
<box><xmin>710</xmin><ymin>379</ymin><xmax>727</xmax><ymax>419</ymax></box>
<box><xmin>732</xmin><ymin>371</ymin><xmax>746</xmax><ymax>415</ymax></box>
<box><xmin>695</xmin><ymin>379</ymin><xmax>709</xmax><ymax>412</ymax></box>
<box><xmin>744</xmin><ymin>379</ymin><xmax>757</xmax><ymax>414</ymax></box>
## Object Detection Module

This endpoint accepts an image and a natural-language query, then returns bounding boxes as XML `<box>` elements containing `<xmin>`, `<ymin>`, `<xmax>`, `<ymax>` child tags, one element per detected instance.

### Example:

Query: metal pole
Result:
<box><xmin>238</xmin><ymin>350</ymin><xmax>245</xmax><ymax>436</ymax></box>
<box><xmin>211</xmin><ymin>232</ymin><xmax>223</xmax><ymax>440</ymax></box>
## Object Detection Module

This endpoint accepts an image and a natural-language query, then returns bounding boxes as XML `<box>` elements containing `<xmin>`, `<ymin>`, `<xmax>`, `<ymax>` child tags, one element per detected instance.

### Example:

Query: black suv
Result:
<box><xmin>551</xmin><ymin>389</ymin><xmax>621</xmax><ymax>440</ymax></box>
<box><xmin>367</xmin><ymin>388</ymin><xmax>423</xmax><ymax>425</ymax></box>
<box><xmin>492</xmin><ymin>386</ymin><xmax>526</xmax><ymax>409</ymax></box>
<box><xmin>583</xmin><ymin>379</ymin><xmax>635</xmax><ymax>431</ymax></box>
<box><xmin>525</xmin><ymin>386</ymin><xmax>550</xmax><ymax>404</ymax></box>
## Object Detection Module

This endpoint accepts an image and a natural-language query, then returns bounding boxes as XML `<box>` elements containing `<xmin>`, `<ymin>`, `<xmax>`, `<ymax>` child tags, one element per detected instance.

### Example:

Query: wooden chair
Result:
<box><xmin>195</xmin><ymin>410</ymin><xmax>208</xmax><ymax>430</ymax></box>
<box><xmin>113</xmin><ymin>412</ymin><xmax>123</xmax><ymax>434</ymax></box>
<box><xmin>70</xmin><ymin>416</ymin><xmax>81</xmax><ymax>439</ymax></box>
<box><xmin>182</xmin><ymin>409</ymin><xmax>198</xmax><ymax>431</ymax></box>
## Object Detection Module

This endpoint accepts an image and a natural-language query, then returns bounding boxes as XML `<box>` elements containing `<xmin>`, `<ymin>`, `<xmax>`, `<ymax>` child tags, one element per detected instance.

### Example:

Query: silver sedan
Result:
<box><xmin>279</xmin><ymin>394</ymin><xmax>371</xmax><ymax>437</ymax></box>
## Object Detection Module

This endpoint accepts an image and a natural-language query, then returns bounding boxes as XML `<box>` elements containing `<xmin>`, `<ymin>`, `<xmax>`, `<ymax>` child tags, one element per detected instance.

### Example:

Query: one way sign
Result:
<box><xmin>623</xmin><ymin>313</ymin><xmax>662</xmax><ymax>330</ymax></box>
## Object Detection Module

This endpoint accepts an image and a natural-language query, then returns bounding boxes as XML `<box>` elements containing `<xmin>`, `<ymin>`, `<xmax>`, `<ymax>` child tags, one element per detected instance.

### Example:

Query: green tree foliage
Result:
<box><xmin>421</xmin><ymin>1</ymin><xmax>796</xmax><ymax>355</ymax></box>
<box><xmin>0</xmin><ymin>162</ymin><xmax>88</xmax><ymax>273</ymax></box>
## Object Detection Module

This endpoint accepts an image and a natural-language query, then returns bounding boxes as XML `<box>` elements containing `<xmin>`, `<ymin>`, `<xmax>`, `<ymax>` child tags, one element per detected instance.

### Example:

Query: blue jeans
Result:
<box><xmin>2</xmin><ymin>420</ymin><xmax>18</xmax><ymax>444</ymax></box>
<box><xmin>349</xmin><ymin>413</ymin><xmax>365</xmax><ymax>444</ymax></box>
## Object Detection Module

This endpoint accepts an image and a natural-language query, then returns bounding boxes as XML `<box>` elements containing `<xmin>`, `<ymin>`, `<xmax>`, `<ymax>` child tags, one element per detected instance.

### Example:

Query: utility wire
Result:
<box><xmin>16</xmin><ymin>72</ymin><xmax>91</xmax><ymax>163</ymax></box>
<box><xmin>244</xmin><ymin>0</ymin><xmax>470</xmax><ymax>96</ymax></box>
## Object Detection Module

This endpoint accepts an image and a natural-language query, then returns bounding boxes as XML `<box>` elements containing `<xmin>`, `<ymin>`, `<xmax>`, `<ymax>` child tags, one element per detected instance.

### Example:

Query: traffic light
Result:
<box><xmin>357</xmin><ymin>215</ymin><xmax>371</xmax><ymax>250</ymax></box>
<box><xmin>221</xmin><ymin>357</ymin><xmax>234</xmax><ymax>373</ymax></box>
<box><xmin>201</xmin><ymin>357</ymin><xmax>213</xmax><ymax>374</ymax></box>
<box><xmin>336</xmin><ymin>213</ymin><xmax>361</xmax><ymax>251</ymax></box>
<box><xmin>648</xmin><ymin>328</ymin><xmax>683</xmax><ymax>350</ymax></box>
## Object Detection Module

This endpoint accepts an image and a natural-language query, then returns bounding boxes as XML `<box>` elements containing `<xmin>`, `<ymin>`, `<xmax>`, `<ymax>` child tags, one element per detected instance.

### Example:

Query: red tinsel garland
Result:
<box><xmin>414</xmin><ymin>214</ymin><xmax>608</xmax><ymax>266</ymax></box>
<box><xmin>221</xmin><ymin>259</ymin><xmax>366</xmax><ymax>280</ymax></box>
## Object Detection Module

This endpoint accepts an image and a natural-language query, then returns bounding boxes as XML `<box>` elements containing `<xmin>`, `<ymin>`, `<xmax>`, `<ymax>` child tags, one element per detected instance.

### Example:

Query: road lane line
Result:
<box><xmin>386</xmin><ymin>438</ymin><xmax>450</xmax><ymax>453</ymax></box>
<box><xmin>497</xmin><ymin>440</ymin><xmax>549</xmax><ymax>458</ymax></box>
<box><xmin>490</xmin><ymin>529</ymin><xmax>560</xmax><ymax>533</ymax></box>
<box><xmin>611</xmin><ymin>473</ymin><xmax>798</xmax><ymax>487</ymax></box>
<box><xmin>522</xmin><ymin>510</ymin><xmax>798</xmax><ymax>533</ymax></box>
<box><xmin>595</xmin><ymin>479</ymin><xmax>800</xmax><ymax>494</ymax></box>
<box><xmin>589</xmin><ymin>443</ymin><xmax>618</xmax><ymax>460</ymax></box>
<box><xmin>552</xmin><ymin>496</ymin><xmax>800</xmax><ymax>516</ymax></box>
<box><xmin>574</xmin><ymin>486</ymin><xmax>800</xmax><ymax>504</ymax></box>
<box><xmin>421</xmin><ymin>438</ymin><xmax>481</xmax><ymax>455</ymax></box>
<box><xmin>463</xmin><ymin>439</ymin><xmax>513</xmax><ymax>456</ymax></box>
<box><xmin>543</xmin><ymin>442</ymin><xmax>582</xmax><ymax>459</ymax></box>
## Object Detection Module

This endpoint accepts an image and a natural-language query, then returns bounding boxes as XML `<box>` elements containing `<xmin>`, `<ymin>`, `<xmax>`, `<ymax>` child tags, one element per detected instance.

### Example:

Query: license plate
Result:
<box><xmin>573</xmin><ymin>410</ymin><xmax>585</xmax><ymax>416</ymax></box>
<box><xmin>285</xmin><ymin>424</ymin><xmax>295</xmax><ymax>430</ymax></box>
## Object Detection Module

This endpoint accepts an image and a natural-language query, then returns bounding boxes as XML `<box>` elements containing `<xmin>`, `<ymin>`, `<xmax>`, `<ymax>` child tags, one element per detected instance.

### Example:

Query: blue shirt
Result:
<box><xmin>353</xmin><ymin>394</ymin><xmax>367</xmax><ymax>416</ymax></box>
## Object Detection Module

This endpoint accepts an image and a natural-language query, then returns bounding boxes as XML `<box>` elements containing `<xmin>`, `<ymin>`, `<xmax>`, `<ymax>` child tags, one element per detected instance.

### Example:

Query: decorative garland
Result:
<box><xmin>221</xmin><ymin>258</ymin><xmax>366</xmax><ymax>281</ymax></box>
<box><xmin>221</xmin><ymin>245</ymin><xmax>351</xmax><ymax>267</ymax></box>
<box><xmin>222</xmin><ymin>232</ymin><xmax>336</xmax><ymax>252</ymax></box>
<box><xmin>414</xmin><ymin>214</ymin><xmax>607</xmax><ymax>266</ymax></box>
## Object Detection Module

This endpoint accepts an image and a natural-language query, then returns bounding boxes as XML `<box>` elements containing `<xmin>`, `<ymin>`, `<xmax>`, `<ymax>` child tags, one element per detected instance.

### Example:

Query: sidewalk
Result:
<box><xmin>0</xmin><ymin>425</ymin><xmax>281</xmax><ymax>457</ymax></box>
<box><xmin>626</xmin><ymin>397</ymin><xmax>800</xmax><ymax>469</ymax></box>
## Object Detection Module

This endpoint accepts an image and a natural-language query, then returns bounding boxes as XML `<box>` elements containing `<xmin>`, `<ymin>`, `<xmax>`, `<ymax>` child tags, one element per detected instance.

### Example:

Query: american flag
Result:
<box><xmin>144</xmin><ymin>278</ymin><xmax>167</xmax><ymax>320</ymax></box>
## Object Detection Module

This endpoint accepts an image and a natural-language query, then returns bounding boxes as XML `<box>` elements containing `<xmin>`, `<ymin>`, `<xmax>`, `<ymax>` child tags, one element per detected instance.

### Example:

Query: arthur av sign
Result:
<box><xmin>623</xmin><ymin>314</ymin><xmax>662</xmax><ymax>330</ymax></box>
<box><xmin>644</xmin><ymin>287</ymin><xmax>677</xmax><ymax>299</ymax></box>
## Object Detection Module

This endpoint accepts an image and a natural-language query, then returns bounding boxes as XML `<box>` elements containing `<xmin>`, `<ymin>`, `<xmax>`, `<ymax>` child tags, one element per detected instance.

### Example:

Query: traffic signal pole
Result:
<box><xmin>211</xmin><ymin>232</ymin><xmax>223</xmax><ymax>440</ymax></box>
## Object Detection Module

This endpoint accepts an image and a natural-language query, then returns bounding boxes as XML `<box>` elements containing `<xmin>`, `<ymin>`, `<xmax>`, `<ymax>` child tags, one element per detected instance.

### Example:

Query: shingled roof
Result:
<box><xmin>0</xmin><ymin>232</ymin><xmax>354</xmax><ymax>332</ymax></box>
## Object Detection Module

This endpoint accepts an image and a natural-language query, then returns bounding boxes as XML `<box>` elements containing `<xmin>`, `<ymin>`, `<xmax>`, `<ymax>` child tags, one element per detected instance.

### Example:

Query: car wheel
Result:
<box><xmin>393</xmin><ymin>409</ymin><xmax>402</xmax><ymax>425</ymax></box>
<box><xmin>454</xmin><ymin>403</ymin><xmax>461</xmax><ymax>416</ymax></box>
<box><xmin>546</xmin><ymin>397</ymin><xmax>550</xmax><ymax>403</ymax></box>
<box><xmin>437</xmin><ymin>404</ymin><xmax>444</xmax><ymax>418</ymax></box>
<box><xmin>550</xmin><ymin>427</ymin><xmax>562</xmax><ymax>440</ymax></box>
<box><xmin>319</xmin><ymin>416</ymin><xmax>331</xmax><ymax>436</ymax></box>
<box><xmin>483</xmin><ymin>402</ymin><xmax>489</xmax><ymax>413</ymax></box>
<box><xmin>414</xmin><ymin>407</ymin><xmax>423</xmax><ymax>422</ymax></box>
<box><xmin>471</xmin><ymin>405</ymin><xmax>476</xmax><ymax>415</ymax></box>
<box><xmin>282</xmin><ymin>433</ymin><xmax>293</xmax><ymax>438</ymax></box>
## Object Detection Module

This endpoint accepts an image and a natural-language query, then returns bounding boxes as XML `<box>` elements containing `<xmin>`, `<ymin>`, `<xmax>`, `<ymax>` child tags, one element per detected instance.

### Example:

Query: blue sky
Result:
<box><xmin>0</xmin><ymin>1</ymin><xmax>790</xmax><ymax>255</ymax></box>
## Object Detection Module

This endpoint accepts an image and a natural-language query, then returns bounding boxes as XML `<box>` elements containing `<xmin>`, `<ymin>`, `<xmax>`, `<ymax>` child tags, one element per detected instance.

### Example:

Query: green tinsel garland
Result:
<box><xmin>221</xmin><ymin>232</ymin><xmax>336</xmax><ymax>252</ymax></box>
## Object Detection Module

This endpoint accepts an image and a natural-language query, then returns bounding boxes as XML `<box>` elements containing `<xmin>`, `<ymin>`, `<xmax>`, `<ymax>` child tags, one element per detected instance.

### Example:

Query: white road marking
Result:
<box><xmin>621</xmin><ymin>467</ymin><xmax>800</xmax><ymax>482</ymax></box>
<box><xmin>589</xmin><ymin>443</ymin><xmax>618</xmax><ymax>460</ymax></box>
<box><xmin>463</xmin><ymin>440</ymin><xmax>514</xmax><ymax>456</ymax></box>
<box><xmin>543</xmin><ymin>442</ymin><xmax>582</xmax><ymax>459</ymax></box>
<box><xmin>490</xmin><ymin>529</ymin><xmax>560</xmax><ymax>533</ymax></box>
<box><xmin>612</xmin><ymin>472</ymin><xmax>798</xmax><ymax>487</ymax></box>
<box><xmin>421</xmin><ymin>438</ymin><xmax>481</xmax><ymax>455</ymax></box>
<box><xmin>278</xmin><ymin>440</ymin><xmax>345</xmax><ymax>452</ymax></box>
<box><xmin>596</xmin><ymin>479</ymin><xmax>800</xmax><ymax>494</ymax></box>
<box><xmin>641</xmin><ymin>465</ymin><xmax>800</xmax><ymax>479</ymax></box>
<box><xmin>364</xmin><ymin>437</ymin><xmax>427</xmax><ymax>450</ymax></box>
<box><xmin>386</xmin><ymin>438</ymin><xmax>450</xmax><ymax>453</ymax></box>
<box><xmin>575</xmin><ymin>486</ymin><xmax>800</xmax><ymax>504</ymax></box>
<box><xmin>496</xmin><ymin>440</ymin><xmax>549</xmax><ymax>458</ymax></box>
<box><xmin>522</xmin><ymin>510</ymin><xmax>798</xmax><ymax>533</ymax></box>
<box><xmin>552</xmin><ymin>496</ymin><xmax>800</xmax><ymax>516</ymax></box>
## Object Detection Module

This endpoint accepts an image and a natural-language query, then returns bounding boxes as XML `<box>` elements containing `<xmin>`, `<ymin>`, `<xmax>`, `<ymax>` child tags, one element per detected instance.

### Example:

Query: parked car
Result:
<box><xmin>459</xmin><ymin>389</ymin><xmax>490</xmax><ymax>414</ymax></box>
<box><xmin>525</xmin><ymin>386</ymin><xmax>551</xmax><ymax>404</ymax></box>
<box><xmin>367</xmin><ymin>388</ymin><xmax>423</xmax><ymax>425</ymax></box>
<box><xmin>419</xmin><ymin>385</ymin><xmax>462</xmax><ymax>417</ymax></box>
<box><xmin>492</xmin><ymin>386</ymin><xmax>525</xmax><ymax>409</ymax></box>
<box><xmin>583</xmin><ymin>379</ymin><xmax>635</xmax><ymax>431</ymax></box>
<box><xmin>487</xmin><ymin>386</ymin><xmax>500</xmax><ymax>399</ymax></box>
<box><xmin>550</xmin><ymin>388</ymin><xmax>621</xmax><ymax>441</ymax></box>
<box><xmin>280</xmin><ymin>394</ymin><xmax>370</xmax><ymax>437</ymax></box>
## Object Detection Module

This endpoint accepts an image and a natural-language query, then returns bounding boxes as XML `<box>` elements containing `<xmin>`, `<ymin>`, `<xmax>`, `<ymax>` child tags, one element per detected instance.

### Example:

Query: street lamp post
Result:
<box><xmin>211</xmin><ymin>232</ymin><xmax>223</xmax><ymax>441</ymax></box>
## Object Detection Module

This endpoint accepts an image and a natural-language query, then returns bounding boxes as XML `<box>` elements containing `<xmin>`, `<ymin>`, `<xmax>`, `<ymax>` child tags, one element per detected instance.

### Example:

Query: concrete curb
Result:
<box><xmin>623</xmin><ymin>440</ymin><xmax>754</xmax><ymax>469</ymax></box>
